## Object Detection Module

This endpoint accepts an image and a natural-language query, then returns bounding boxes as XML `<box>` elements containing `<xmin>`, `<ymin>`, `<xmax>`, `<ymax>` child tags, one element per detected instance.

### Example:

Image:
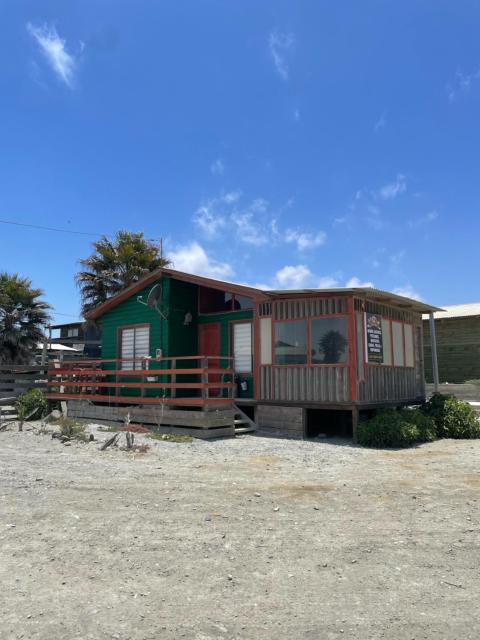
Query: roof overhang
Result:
<box><xmin>85</xmin><ymin>267</ymin><xmax>270</xmax><ymax>320</ymax></box>
<box><xmin>267</xmin><ymin>287</ymin><xmax>444</xmax><ymax>314</ymax></box>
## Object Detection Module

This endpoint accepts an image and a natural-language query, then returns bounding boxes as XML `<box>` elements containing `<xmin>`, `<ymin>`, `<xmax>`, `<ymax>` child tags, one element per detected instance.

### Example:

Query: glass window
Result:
<box><xmin>120</xmin><ymin>326</ymin><xmax>150</xmax><ymax>370</ymax></box>
<box><xmin>67</xmin><ymin>327</ymin><xmax>79</xmax><ymax>337</ymax></box>
<box><xmin>233</xmin><ymin>323</ymin><xmax>252</xmax><ymax>373</ymax></box>
<box><xmin>311</xmin><ymin>317</ymin><xmax>348</xmax><ymax>364</ymax></box>
<box><xmin>382</xmin><ymin>319</ymin><xmax>392</xmax><ymax>366</ymax></box>
<box><xmin>260</xmin><ymin>317</ymin><xmax>272</xmax><ymax>365</ymax></box>
<box><xmin>404</xmin><ymin>324</ymin><xmax>414</xmax><ymax>367</ymax></box>
<box><xmin>233</xmin><ymin>294</ymin><xmax>254</xmax><ymax>310</ymax></box>
<box><xmin>356</xmin><ymin>313</ymin><xmax>365</xmax><ymax>380</ymax></box>
<box><xmin>274</xmin><ymin>320</ymin><xmax>307</xmax><ymax>365</ymax></box>
<box><xmin>199</xmin><ymin>287</ymin><xmax>232</xmax><ymax>313</ymax></box>
<box><xmin>392</xmin><ymin>321</ymin><xmax>404</xmax><ymax>366</ymax></box>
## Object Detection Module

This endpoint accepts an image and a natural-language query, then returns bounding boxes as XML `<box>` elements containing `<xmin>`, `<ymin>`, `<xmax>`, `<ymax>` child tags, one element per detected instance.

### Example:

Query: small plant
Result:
<box><xmin>357</xmin><ymin>408</ymin><xmax>436</xmax><ymax>449</ymax></box>
<box><xmin>421</xmin><ymin>393</ymin><xmax>480</xmax><ymax>439</ymax></box>
<box><xmin>15</xmin><ymin>389</ymin><xmax>48</xmax><ymax>421</ymax></box>
<box><xmin>147</xmin><ymin>432</ymin><xmax>193</xmax><ymax>443</ymax></box>
<box><xmin>56</xmin><ymin>417</ymin><xmax>88</xmax><ymax>442</ymax></box>
<box><xmin>16</xmin><ymin>404</ymin><xmax>25</xmax><ymax>432</ymax></box>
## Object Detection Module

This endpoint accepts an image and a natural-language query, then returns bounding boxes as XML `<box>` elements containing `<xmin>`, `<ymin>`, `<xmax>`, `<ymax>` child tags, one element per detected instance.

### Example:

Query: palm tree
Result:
<box><xmin>0</xmin><ymin>273</ymin><xmax>51</xmax><ymax>364</ymax></box>
<box><xmin>76</xmin><ymin>231</ymin><xmax>170</xmax><ymax>316</ymax></box>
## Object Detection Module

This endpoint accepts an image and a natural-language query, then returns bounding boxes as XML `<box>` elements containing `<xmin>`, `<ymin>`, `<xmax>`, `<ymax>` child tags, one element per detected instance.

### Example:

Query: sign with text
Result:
<box><xmin>365</xmin><ymin>313</ymin><xmax>384</xmax><ymax>364</ymax></box>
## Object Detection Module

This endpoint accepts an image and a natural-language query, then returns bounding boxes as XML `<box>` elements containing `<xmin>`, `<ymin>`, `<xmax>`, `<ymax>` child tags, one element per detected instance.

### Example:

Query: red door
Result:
<box><xmin>198</xmin><ymin>323</ymin><xmax>221</xmax><ymax>396</ymax></box>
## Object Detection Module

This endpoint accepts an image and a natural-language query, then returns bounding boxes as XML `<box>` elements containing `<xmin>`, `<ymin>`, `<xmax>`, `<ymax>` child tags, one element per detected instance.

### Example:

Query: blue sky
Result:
<box><xmin>1</xmin><ymin>1</ymin><xmax>480</xmax><ymax>323</ymax></box>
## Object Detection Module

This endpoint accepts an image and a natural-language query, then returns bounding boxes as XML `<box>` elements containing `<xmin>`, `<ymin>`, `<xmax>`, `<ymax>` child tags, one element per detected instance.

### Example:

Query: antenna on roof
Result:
<box><xmin>137</xmin><ymin>281</ymin><xmax>168</xmax><ymax>320</ymax></box>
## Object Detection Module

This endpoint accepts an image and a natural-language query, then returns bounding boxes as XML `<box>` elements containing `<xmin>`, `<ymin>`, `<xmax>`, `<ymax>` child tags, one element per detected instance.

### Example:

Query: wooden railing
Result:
<box><xmin>47</xmin><ymin>356</ymin><xmax>235</xmax><ymax>408</ymax></box>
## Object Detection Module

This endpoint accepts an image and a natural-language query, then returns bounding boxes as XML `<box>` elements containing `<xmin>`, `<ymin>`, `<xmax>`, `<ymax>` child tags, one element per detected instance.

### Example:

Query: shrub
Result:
<box><xmin>357</xmin><ymin>408</ymin><xmax>436</xmax><ymax>449</ymax></box>
<box><xmin>406</xmin><ymin>409</ymin><xmax>437</xmax><ymax>442</ymax></box>
<box><xmin>15</xmin><ymin>389</ymin><xmax>48</xmax><ymax>420</ymax></box>
<box><xmin>56</xmin><ymin>417</ymin><xmax>88</xmax><ymax>442</ymax></box>
<box><xmin>422</xmin><ymin>393</ymin><xmax>480</xmax><ymax>439</ymax></box>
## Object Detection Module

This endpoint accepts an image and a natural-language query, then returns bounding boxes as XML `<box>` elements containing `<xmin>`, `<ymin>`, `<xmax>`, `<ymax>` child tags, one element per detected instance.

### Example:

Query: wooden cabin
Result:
<box><xmin>47</xmin><ymin>268</ymin><xmax>441</xmax><ymax>439</ymax></box>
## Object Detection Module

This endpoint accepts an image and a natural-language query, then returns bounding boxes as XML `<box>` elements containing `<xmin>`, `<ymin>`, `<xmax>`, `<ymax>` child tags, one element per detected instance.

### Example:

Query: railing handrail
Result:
<box><xmin>48</xmin><ymin>355</ymin><xmax>234</xmax><ymax>368</ymax></box>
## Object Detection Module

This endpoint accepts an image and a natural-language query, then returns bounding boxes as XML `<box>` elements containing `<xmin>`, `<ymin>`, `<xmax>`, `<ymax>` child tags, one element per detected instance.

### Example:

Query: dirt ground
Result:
<box><xmin>1</xmin><ymin>423</ymin><xmax>479</xmax><ymax>640</ymax></box>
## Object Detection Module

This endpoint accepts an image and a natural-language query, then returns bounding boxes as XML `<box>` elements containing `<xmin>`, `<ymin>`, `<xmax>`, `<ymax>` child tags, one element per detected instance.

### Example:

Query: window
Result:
<box><xmin>232</xmin><ymin>295</ymin><xmax>254</xmax><ymax>310</ymax></box>
<box><xmin>382</xmin><ymin>319</ymin><xmax>392</xmax><ymax>366</ymax></box>
<box><xmin>120</xmin><ymin>326</ymin><xmax>150</xmax><ymax>370</ymax></box>
<box><xmin>274</xmin><ymin>320</ymin><xmax>307</xmax><ymax>365</ymax></box>
<box><xmin>67</xmin><ymin>327</ymin><xmax>79</xmax><ymax>337</ymax></box>
<box><xmin>404</xmin><ymin>324</ymin><xmax>414</xmax><ymax>367</ymax></box>
<box><xmin>392</xmin><ymin>321</ymin><xmax>404</xmax><ymax>367</ymax></box>
<box><xmin>232</xmin><ymin>322</ymin><xmax>252</xmax><ymax>373</ymax></box>
<box><xmin>356</xmin><ymin>313</ymin><xmax>365</xmax><ymax>380</ymax></box>
<box><xmin>311</xmin><ymin>317</ymin><xmax>348</xmax><ymax>364</ymax></box>
<box><xmin>260</xmin><ymin>317</ymin><xmax>272</xmax><ymax>365</ymax></box>
<box><xmin>199</xmin><ymin>287</ymin><xmax>254</xmax><ymax>313</ymax></box>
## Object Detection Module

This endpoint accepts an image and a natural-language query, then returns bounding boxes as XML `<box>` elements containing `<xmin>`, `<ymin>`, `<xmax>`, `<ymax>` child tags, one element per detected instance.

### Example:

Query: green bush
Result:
<box><xmin>422</xmin><ymin>393</ymin><xmax>480</xmax><ymax>439</ymax></box>
<box><xmin>357</xmin><ymin>408</ymin><xmax>436</xmax><ymax>449</ymax></box>
<box><xmin>15</xmin><ymin>389</ymin><xmax>48</xmax><ymax>420</ymax></box>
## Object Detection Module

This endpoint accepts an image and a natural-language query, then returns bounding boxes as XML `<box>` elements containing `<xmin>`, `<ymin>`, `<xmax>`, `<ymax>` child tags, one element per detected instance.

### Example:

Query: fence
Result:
<box><xmin>0</xmin><ymin>365</ymin><xmax>48</xmax><ymax>404</ymax></box>
<box><xmin>47</xmin><ymin>355</ymin><xmax>235</xmax><ymax>409</ymax></box>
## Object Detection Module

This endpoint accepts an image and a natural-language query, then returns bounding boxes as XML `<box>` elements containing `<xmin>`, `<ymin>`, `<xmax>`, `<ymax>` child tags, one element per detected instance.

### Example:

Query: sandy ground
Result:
<box><xmin>0</xmin><ymin>423</ymin><xmax>479</xmax><ymax>640</ymax></box>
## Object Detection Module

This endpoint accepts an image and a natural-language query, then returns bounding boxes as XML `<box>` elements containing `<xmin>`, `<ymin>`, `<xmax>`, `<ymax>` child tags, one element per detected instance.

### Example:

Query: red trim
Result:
<box><xmin>253</xmin><ymin>306</ymin><xmax>261</xmax><ymax>401</ymax></box>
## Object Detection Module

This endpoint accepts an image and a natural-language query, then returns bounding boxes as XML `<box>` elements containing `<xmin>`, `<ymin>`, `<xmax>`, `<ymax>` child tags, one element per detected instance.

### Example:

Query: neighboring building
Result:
<box><xmin>50</xmin><ymin>321</ymin><xmax>101</xmax><ymax>358</ymax></box>
<box><xmin>423</xmin><ymin>303</ymin><xmax>480</xmax><ymax>383</ymax></box>
<box><xmin>47</xmin><ymin>268</ymin><xmax>440</xmax><ymax>439</ymax></box>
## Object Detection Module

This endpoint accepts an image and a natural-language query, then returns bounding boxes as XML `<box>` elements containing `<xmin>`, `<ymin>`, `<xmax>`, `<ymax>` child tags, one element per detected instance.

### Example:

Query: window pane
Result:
<box><xmin>199</xmin><ymin>287</ymin><xmax>231</xmax><ymax>313</ymax></box>
<box><xmin>404</xmin><ymin>324</ymin><xmax>414</xmax><ymax>367</ymax></box>
<box><xmin>382</xmin><ymin>319</ymin><xmax>392</xmax><ymax>366</ymax></box>
<box><xmin>311</xmin><ymin>317</ymin><xmax>348</xmax><ymax>364</ymax></box>
<box><xmin>260</xmin><ymin>317</ymin><xmax>272</xmax><ymax>365</ymax></box>
<box><xmin>274</xmin><ymin>320</ymin><xmax>307</xmax><ymax>365</ymax></box>
<box><xmin>392</xmin><ymin>322</ymin><xmax>404</xmax><ymax>366</ymax></box>
<box><xmin>356</xmin><ymin>313</ymin><xmax>364</xmax><ymax>380</ymax></box>
<box><xmin>233</xmin><ymin>323</ymin><xmax>252</xmax><ymax>373</ymax></box>
<box><xmin>121</xmin><ymin>328</ymin><xmax>135</xmax><ymax>370</ymax></box>
<box><xmin>233</xmin><ymin>294</ymin><xmax>254</xmax><ymax>310</ymax></box>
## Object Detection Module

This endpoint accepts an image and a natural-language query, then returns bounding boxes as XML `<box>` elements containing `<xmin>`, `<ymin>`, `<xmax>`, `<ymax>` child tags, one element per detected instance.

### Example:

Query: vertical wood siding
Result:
<box><xmin>260</xmin><ymin>365</ymin><xmax>350</xmax><ymax>402</ymax></box>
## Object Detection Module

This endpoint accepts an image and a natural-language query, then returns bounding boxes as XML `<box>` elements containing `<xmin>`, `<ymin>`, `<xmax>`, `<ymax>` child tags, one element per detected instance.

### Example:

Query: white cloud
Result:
<box><xmin>393</xmin><ymin>285</ymin><xmax>422</xmax><ymax>301</ymax></box>
<box><xmin>408</xmin><ymin>210</ymin><xmax>439</xmax><ymax>228</ymax></box>
<box><xmin>345</xmin><ymin>276</ymin><xmax>374</xmax><ymax>288</ymax></box>
<box><xmin>194</xmin><ymin>204</ymin><xmax>225</xmax><ymax>239</ymax></box>
<box><xmin>231</xmin><ymin>199</ymin><xmax>273</xmax><ymax>246</ymax></box>
<box><xmin>223</xmin><ymin>190</ymin><xmax>242</xmax><ymax>204</ymax></box>
<box><xmin>447</xmin><ymin>67</ymin><xmax>480</xmax><ymax>102</ymax></box>
<box><xmin>378</xmin><ymin>174</ymin><xmax>407</xmax><ymax>200</ymax></box>
<box><xmin>168</xmin><ymin>242</ymin><xmax>233</xmax><ymax>279</ymax></box>
<box><xmin>210</xmin><ymin>159</ymin><xmax>225</xmax><ymax>176</ymax></box>
<box><xmin>285</xmin><ymin>229</ymin><xmax>326</xmax><ymax>251</ymax></box>
<box><xmin>275</xmin><ymin>265</ymin><xmax>312</xmax><ymax>289</ymax></box>
<box><xmin>374</xmin><ymin>112</ymin><xmax>386</xmax><ymax>133</ymax></box>
<box><xmin>268</xmin><ymin>30</ymin><xmax>295</xmax><ymax>80</ymax></box>
<box><xmin>317</xmin><ymin>275</ymin><xmax>339</xmax><ymax>288</ymax></box>
<box><xmin>293</xmin><ymin>108</ymin><xmax>301</xmax><ymax>122</ymax></box>
<box><xmin>27</xmin><ymin>23</ymin><xmax>76</xmax><ymax>87</ymax></box>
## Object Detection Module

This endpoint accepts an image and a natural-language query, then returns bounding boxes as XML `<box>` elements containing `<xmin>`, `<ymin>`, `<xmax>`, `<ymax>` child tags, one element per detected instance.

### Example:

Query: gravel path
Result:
<box><xmin>1</xmin><ymin>423</ymin><xmax>479</xmax><ymax>639</ymax></box>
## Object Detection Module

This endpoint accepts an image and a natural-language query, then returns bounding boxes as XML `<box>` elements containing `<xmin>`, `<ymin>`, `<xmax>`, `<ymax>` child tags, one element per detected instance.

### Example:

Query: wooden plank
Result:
<box><xmin>47</xmin><ymin>393</ymin><xmax>233</xmax><ymax>407</ymax></box>
<box><xmin>48</xmin><ymin>367</ymin><xmax>233</xmax><ymax>378</ymax></box>
<box><xmin>47</xmin><ymin>380</ymin><xmax>235</xmax><ymax>390</ymax></box>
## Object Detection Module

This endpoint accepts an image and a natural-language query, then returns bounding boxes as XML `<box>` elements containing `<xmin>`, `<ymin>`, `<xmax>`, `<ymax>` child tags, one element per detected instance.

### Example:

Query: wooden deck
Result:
<box><xmin>47</xmin><ymin>355</ymin><xmax>235</xmax><ymax>409</ymax></box>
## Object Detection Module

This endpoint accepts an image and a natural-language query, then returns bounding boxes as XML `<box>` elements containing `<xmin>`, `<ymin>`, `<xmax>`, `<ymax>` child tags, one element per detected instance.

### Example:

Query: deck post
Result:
<box><xmin>429</xmin><ymin>312</ymin><xmax>439</xmax><ymax>393</ymax></box>
<box><xmin>171</xmin><ymin>359</ymin><xmax>176</xmax><ymax>399</ymax></box>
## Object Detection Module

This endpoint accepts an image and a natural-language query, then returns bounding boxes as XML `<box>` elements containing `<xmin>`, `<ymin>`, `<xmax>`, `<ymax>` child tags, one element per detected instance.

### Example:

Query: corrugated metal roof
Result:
<box><xmin>423</xmin><ymin>302</ymin><xmax>480</xmax><ymax>320</ymax></box>
<box><xmin>267</xmin><ymin>287</ymin><xmax>443</xmax><ymax>314</ymax></box>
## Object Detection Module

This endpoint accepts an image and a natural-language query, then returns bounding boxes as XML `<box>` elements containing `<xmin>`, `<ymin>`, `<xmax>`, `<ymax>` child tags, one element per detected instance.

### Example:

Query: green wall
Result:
<box><xmin>198</xmin><ymin>309</ymin><xmax>254</xmax><ymax>398</ymax></box>
<box><xmin>98</xmin><ymin>277</ymin><xmax>253</xmax><ymax>398</ymax></box>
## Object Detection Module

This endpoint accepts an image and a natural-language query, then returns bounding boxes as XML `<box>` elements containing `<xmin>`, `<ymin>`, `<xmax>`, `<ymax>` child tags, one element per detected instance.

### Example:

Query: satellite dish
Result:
<box><xmin>147</xmin><ymin>283</ymin><xmax>162</xmax><ymax>308</ymax></box>
<box><xmin>137</xmin><ymin>281</ymin><xmax>168</xmax><ymax>319</ymax></box>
